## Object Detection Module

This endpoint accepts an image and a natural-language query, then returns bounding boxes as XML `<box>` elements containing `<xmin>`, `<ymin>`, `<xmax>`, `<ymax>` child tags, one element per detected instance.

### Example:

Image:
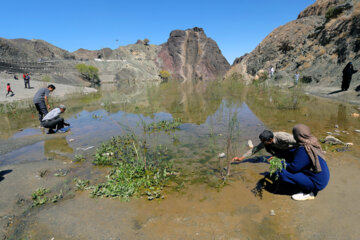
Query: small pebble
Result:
<box><xmin>335</xmin><ymin>125</ymin><xmax>339</xmax><ymax>128</ymax></box>
<box><xmin>69</xmin><ymin>138</ymin><xmax>75</xmax><ymax>142</ymax></box>
<box><xmin>326</xmin><ymin>132</ymin><xmax>333</xmax><ymax>135</ymax></box>
<box><xmin>334</xmin><ymin>130</ymin><xmax>340</xmax><ymax>133</ymax></box>
<box><xmin>345</xmin><ymin>142</ymin><xmax>354</xmax><ymax>146</ymax></box>
<box><xmin>218</xmin><ymin>153</ymin><xmax>226</xmax><ymax>158</ymax></box>
<box><xmin>270</xmin><ymin>210</ymin><xmax>276</xmax><ymax>216</ymax></box>
<box><xmin>288</xmin><ymin>120</ymin><xmax>295</xmax><ymax>123</ymax></box>
<box><xmin>355</xmin><ymin>130</ymin><xmax>360</xmax><ymax>133</ymax></box>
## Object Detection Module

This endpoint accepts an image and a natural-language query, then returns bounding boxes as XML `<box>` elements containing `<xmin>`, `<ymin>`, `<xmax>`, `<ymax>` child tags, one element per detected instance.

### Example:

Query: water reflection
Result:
<box><xmin>44</xmin><ymin>137</ymin><xmax>73</xmax><ymax>160</ymax></box>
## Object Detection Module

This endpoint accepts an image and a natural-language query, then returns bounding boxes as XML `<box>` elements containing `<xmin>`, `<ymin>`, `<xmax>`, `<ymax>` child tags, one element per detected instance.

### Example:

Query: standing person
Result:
<box><xmin>33</xmin><ymin>84</ymin><xmax>56</xmax><ymax>123</ymax></box>
<box><xmin>232</xmin><ymin>130</ymin><xmax>298</xmax><ymax>162</ymax></box>
<box><xmin>24</xmin><ymin>73</ymin><xmax>31</xmax><ymax>89</ymax></box>
<box><xmin>294</xmin><ymin>71</ymin><xmax>300</xmax><ymax>85</ymax></box>
<box><xmin>341</xmin><ymin>62</ymin><xmax>358</xmax><ymax>91</ymax></box>
<box><xmin>270</xmin><ymin>67</ymin><xmax>275</xmax><ymax>78</ymax></box>
<box><xmin>5</xmin><ymin>83</ymin><xmax>15</xmax><ymax>97</ymax></box>
<box><xmin>278</xmin><ymin>124</ymin><xmax>330</xmax><ymax>201</ymax></box>
<box><xmin>42</xmin><ymin>104</ymin><xmax>70</xmax><ymax>134</ymax></box>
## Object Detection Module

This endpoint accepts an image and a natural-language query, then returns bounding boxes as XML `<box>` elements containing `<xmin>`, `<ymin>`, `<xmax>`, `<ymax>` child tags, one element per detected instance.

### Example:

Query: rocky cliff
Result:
<box><xmin>0</xmin><ymin>28</ymin><xmax>229</xmax><ymax>85</ymax></box>
<box><xmin>157</xmin><ymin>27</ymin><xmax>230</xmax><ymax>81</ymax></box>
<box><xmin>227</xmin><ymin>0</ymin><xmax>360</xmax><ymax>88</ymax></box>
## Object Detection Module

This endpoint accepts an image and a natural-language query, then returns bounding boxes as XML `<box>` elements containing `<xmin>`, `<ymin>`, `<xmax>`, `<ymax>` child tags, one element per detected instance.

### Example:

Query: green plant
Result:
<box><xmin>269</xmin><ymin>157</ymin><xmax>286</xmax><ymax>179</ymax></box>
<box><xmin>75</xmin><ymin>64</ymin><xmax>100</xmax><ymax>86</ymax></box>
<box><xmin>73</xmin><ymin>178</ymin><xmax>90</xmax><ymax>191</ymax></box>
<box><xmin>42</xmin><ymin>75</ymin><xmax>51</xmax><ymax>82</ymax></box>
<box><xmin>145</xmin><ymin>118</ymin><xmax>182</xmax><ymax>132</ymax></box>
<box><xmin>74</xmin><ymin>154</ymin><xmax>86</xmax><ymax>162</ymax></box>
<box><xmin>31</xmin><ymin>188</ymin><xmax>50</xmax><ymax>207</ymax></box>
<box><xmin>159</xmin><ymin>70</ymin><xmax>171</xmax><ymax>82</ymax></box>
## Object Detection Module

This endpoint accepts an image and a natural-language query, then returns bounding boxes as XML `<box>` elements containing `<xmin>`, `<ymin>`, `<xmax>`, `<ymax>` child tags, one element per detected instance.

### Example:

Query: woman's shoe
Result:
<box><xmin>291</xmin><ymin>192</ymin><xmax>315</xmax><ymax>201</ymax></box>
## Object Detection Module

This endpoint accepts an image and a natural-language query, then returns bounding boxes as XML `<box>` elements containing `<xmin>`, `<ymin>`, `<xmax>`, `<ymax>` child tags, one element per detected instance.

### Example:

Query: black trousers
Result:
<box><xmin>35</xmin><ymin>101</ymin><xmax>48</xmax><ymax>123</ymax></box>
<box><xmin>24</xmin><ymin>80</ymin><xmax>30</xmax><ymax>88</ymax></box>
<box><xmin>42</xmin><ymin>117</ymin><xmax>65</xmax><ymax>131</ymax></box>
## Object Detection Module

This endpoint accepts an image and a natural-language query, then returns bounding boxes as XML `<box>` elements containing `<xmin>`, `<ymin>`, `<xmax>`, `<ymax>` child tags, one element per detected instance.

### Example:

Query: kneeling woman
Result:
<box><xmin>279</xmin><ymin>124</ymin><xmax>330</xmax><ymax>201</ymax></box>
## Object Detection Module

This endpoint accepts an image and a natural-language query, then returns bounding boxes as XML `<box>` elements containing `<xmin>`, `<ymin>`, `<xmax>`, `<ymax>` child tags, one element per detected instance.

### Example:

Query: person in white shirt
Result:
<box><xmin>232</xmin><ymin>130</ymin><xmax>298</xmax><ymax>162</ymax></box>
<box><xmin>42</xmin><ymin>104</ymin><xmax>70</xmax><ymax>134</ymax></box>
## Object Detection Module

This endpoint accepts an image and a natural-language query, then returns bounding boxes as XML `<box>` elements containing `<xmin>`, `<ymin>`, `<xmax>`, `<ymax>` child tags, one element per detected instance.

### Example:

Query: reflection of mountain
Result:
<box><xmin>44</xmin><ymin>137</ymin><xmax>73</xmax><ymax>160</ymax></box>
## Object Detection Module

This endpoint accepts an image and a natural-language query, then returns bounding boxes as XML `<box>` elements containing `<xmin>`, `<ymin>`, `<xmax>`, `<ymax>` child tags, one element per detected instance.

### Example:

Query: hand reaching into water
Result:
<box><xmin>232</xmin><ymin>157</ymin><xmax>245</xmax><ymax>162</ymax></box>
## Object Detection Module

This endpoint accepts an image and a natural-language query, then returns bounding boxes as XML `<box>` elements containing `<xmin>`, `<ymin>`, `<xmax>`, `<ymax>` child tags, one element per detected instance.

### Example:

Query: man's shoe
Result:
<box><xmin>47</xmin><ymin>129</ymin><xmax>56</xmax><ymax>134</ymax></box>
<box><xmin>291</xmin><ymin>192</ymin><xmax>315</xmax><ymax>201</ymax></box>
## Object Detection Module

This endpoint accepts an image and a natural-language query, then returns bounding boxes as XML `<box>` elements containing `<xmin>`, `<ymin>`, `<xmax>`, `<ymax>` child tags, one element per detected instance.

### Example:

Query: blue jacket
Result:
<box><xmin>284</xmin><ymin>146</ymin><xmax>330</xmax><ymax>191</ymax></box>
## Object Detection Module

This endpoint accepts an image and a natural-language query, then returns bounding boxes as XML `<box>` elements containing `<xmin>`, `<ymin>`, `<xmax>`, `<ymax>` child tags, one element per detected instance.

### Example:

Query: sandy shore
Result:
<box><xmin>0</xmin><ymin>74</ymin><xmax>97</xmax><ymax>103</ymax></box>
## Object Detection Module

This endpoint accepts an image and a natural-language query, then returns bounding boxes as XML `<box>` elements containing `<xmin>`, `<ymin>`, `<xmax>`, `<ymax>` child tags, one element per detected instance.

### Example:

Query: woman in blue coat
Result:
<box><xmin>279</xmin><ymin>124</ymin><xmax>330</xmax><ymax>201</ymax></box>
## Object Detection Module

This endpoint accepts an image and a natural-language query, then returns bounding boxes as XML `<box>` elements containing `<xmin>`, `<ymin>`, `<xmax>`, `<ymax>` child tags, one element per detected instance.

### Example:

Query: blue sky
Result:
<box><xmin>0</xmin><ymin>0</ymin><xmax>315</xmax><ymax>63</ymax></box>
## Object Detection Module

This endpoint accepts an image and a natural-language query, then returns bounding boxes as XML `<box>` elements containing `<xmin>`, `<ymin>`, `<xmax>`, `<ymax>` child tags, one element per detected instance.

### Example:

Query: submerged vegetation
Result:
<box><xmin>144</xmin><ymin>118</ymin><xmax>182</xmax><ymax>132</ymax></box>
<box><xmin>92</xmin><ymin>128</ymin><xmax>179</xmax><ymax>200</ymax></box>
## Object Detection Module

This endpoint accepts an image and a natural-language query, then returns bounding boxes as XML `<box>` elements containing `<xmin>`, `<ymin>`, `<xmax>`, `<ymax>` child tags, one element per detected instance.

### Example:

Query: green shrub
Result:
<box><xmin>75</xmin><ymin>64</ymin><xmax>100</xmax><ymax>86</ymax></box>
<box><xmin>42</xmin><ymin>75</ymin><xmax>51</xmax><ymax>82</ymax></box>
<box><xmin>159</xmin><ymin>70</ymin><xmax>171</xmax><ymax>82</ymax></box>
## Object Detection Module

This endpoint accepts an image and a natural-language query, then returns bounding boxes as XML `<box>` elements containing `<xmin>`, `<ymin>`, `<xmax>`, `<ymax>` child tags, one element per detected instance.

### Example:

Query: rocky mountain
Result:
<box><xmin>157</xmin><ymin>27</ymin><xmax>230</xmax><ymax>81</ymax></box>
<box><xmin>0</xmin><ymin>28</ymin><xmax>229</xmax><ymax>85</ymax></box>
<box><xmin>0</xmin><ymin>38</ymin><xmax>75</xmax><ymax>61</ymax></box>
<box><xmin>227</xmin><ymin>0</ymin><xmax>360</xmax><ymax>88</ymax></box>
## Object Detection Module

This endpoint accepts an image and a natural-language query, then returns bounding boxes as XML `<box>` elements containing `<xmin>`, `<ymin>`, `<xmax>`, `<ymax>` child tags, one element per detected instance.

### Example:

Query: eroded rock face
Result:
<box><xmin>157</xmin><ymin>27</ymin><xmax>230</xmax><ymax>81</ymax></box>
<box><xmin>227</xmin><ymin>0</ymin><xmax>360</xmax><ymax>87</ymax></box>
<box><xmin>0</xmin><ymin>28</ymin><xmax>229</xmax><ymax>84</ymax></box>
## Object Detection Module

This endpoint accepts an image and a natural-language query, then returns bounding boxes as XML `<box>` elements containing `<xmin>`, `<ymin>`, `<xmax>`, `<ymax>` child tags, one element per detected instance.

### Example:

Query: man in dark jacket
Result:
<box><xmin>341</xmin><ymin>62</ymin><xmax>358</xmax><ymax>91</ymax></box>
<box><xmin>33</xmin><ymin>84</ymin><xmax>56</xmax><ymax>123</ymax></box>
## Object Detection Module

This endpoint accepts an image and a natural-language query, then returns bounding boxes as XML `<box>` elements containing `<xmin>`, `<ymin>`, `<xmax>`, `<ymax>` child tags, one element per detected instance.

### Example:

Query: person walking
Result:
<box><xmin>294</xmin><ymin>71</ymin><xmax>300</xmax><ymax>85</ymax></box>
<box><xmin>33</xmin><ymin>84</ymin><xmax>56</xmax><ymax>123</ymax></box>
<box><xmin>5</xmin><ymin>83</ymin><xmax>15</xmax><ymax>97</ymax></box>
<box><xmin>341</xmin><ymin>62</ymin><xmax>358</xmax><ymax>91</ymax></box>
<box><xmin>42</xmin><ymin>104</ymin><xmax>70</xmax><ymax>134</ymax></box>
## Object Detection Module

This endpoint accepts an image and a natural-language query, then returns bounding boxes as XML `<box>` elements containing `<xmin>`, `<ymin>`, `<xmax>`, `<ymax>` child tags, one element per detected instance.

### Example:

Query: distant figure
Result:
<box><xmin>13</xmin><ymin>74</ymin><xmax>18</xmax><ymax>80</ymax></box>
<box><xmin>294</xmin><ymin>71</ymin><xmax>300</xmax><ymax>85</ymax></box>
<box><xmin>42</xmin><ymin>104</ymin><xmax>70</xmax><ymax>134</ymax></box>
<box><xmin>341</xmin><ymin>62</ymin><xmax>358</xmax><ymax>91</ymax></box>
<box><xmin>270</xmin><ymin>67</ymin><xmax>275</xmax><ymax>78</ymax></box>
<box><xmin>33</xmin><ymin>84</ymin><xmax>56</xmax><ymax>123</ymax></box>
<box><xmin>24</xmin><ymin>73</ymin><xmax>31</xmax><ymax>88</ymax></box>
<box><xmin>5</xmin><ymin>83</ymin><xmax>15</xmax><ymax>97</ymax></box>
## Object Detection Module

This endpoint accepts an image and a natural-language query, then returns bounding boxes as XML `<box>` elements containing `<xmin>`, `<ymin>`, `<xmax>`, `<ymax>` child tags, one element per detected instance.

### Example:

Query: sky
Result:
<box><xmin>0</xmin><ymin>0</ymin><xmax>315</xmax><ymax>63</ymax></box>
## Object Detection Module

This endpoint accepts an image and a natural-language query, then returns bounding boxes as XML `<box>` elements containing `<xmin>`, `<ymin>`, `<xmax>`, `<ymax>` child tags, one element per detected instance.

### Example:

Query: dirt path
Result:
<box><xmin>0</xmin><ymin>74</ymin><xmax>97</xmax><ymax>103</ymax></box>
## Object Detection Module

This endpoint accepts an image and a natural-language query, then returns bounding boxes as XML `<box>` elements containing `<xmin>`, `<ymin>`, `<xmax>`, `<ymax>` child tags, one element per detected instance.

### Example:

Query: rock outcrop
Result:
<box><xmin>0</xmin><ymin>28</ymin><xmax>229</xmax><ymax>85</ymax></box>
<box><xmin>227</xmin><ymin>0</ymin><xmax>360</xmax><ymax>88</ymax></box>
<box><xmin>157</xmin><ymin>27</ymin><xmax>230</xmax><ymax>81</ymax></box>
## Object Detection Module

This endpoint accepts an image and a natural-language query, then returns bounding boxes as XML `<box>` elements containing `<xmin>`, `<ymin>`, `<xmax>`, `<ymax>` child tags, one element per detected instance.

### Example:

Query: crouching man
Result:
<box><xmin>42</xmin><ymin>104</ymin><xmax>70</xmax><ymax>134</ymax></box>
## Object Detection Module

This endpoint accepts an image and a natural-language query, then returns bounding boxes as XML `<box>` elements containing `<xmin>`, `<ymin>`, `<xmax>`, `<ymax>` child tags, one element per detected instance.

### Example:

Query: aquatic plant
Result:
<box><xmin>73</xmin><ymin>178</ymin><xmax>90</xmax><ymax>191</ymax></box>
<box><xmin>31</xmin><ymin>188</ymin><xmax>50</xmax><ymax>207</ymax></box>
<box><xmin>145</xmin><ymin>118</ymin><xmax>182</xmax><ymax>132</ymax></box>
<box><xmin>269</xmin><ymin>157</ymin><xmax>286</xmax><ymax>179</ymax></box>
<box><xmin>74</xmin><ymin>154</ymin><xmax>86</xmax><ymax>162</ymax></box>
<box><xmin>92</xmin><ymin>133</ymin><xmax>177</xmax><ymax>200</ymax></box>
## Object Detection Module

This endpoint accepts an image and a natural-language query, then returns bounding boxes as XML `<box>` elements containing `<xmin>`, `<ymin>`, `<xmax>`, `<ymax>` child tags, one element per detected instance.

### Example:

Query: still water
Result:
<box><xmin>1</xmin><ymin>81</ymin><xmax>360</xmax><ymax>239</ymax></box>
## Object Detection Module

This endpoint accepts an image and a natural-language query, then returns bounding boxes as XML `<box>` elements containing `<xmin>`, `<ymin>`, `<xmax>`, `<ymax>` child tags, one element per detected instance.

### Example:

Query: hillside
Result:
<box><xmin>0</xmin><ymin>28</ymin><xmax>230</xmax><ymax>86</ymax></box>
<box><xmin>227</xmin><ymin>0</ymin><xmax>360</xmax><ymax>91</ymax></box>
